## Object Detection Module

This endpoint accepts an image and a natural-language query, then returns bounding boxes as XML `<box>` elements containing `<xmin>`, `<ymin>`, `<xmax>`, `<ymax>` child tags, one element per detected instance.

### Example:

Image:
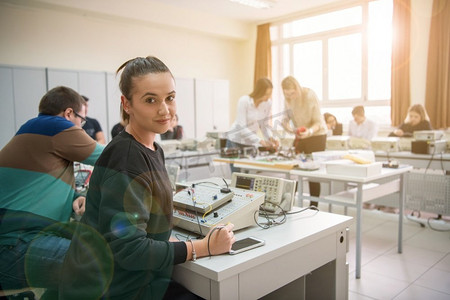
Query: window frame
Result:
<box><xmin>270</xmin><ymin>0</ymin><xmax>392</xmax><ymax>111</ymax></box>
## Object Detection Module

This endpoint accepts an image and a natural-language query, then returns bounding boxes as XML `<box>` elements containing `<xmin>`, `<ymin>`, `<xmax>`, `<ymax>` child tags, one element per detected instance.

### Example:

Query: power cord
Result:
<box><xmin>253</xmin><ymin>205</ymin><xmax>320</xmax><ymax>229</ymax></box>
<box><xmin>207</xmin><ymin>225</ymin><xmax>225</xmax><ymax>256</ymax></box>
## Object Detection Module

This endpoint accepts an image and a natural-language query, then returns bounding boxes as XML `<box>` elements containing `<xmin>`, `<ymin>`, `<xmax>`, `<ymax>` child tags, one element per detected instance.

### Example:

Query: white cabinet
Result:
<box><xmin>106</xmin><ymin>73</ymin><xmax>122</xmax><ymax>141</ymax></box>
<box><xmin>0</xmin><ymin>65</ymin><xmax>46</xmax><ymax>148</ymax></box>
<box><xmin>195</xmin><ymin>79</ymin><xmax>229</xmax><ymax>139</ymax></box>
<box><xmin>175</xmin><ymin>78</ymin><xmax>195</xmax><ymax>139</ymax></box>
<box><xmin>0</xmin><ymin>67</ymin><xmax>16</xmax><ymax>148</ymax></box>
<box><xmin>0</xmin><ymin>65</ymin><xmax>229</xmax><ymax>147</ymax></box>
<box><xmin>47</xmin><ymin>68</ymin><xmax>109</xmax><ymax>141</ymax></box>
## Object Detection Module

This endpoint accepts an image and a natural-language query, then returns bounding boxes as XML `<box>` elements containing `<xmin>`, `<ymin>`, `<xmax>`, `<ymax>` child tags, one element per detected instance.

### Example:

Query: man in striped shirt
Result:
<box><xmin>0</xmin><ymin>86</ymin><xmax>104</xmax><ymax>296</ymax></box>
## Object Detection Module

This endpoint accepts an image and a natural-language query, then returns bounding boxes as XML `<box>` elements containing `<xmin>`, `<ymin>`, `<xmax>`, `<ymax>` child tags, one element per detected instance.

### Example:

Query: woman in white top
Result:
<box><xmin>226</xmin><ymin>77</ymin><xmax>278</xmax><ymax>152</ymax></box>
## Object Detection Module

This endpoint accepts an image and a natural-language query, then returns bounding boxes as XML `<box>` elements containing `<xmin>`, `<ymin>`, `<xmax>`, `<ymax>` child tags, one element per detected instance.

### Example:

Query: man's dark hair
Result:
<box><xmin>39</xmin><ymin>86</ymin><xmax>85</xmax><ymax>116</ymax></box>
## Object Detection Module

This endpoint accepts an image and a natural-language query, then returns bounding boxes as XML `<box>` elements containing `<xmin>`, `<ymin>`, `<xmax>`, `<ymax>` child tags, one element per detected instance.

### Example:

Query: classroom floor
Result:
<box><xmin>321</xmin><ymin>203</ymin><xmax>450</xmax><ymax>300</ymax></box>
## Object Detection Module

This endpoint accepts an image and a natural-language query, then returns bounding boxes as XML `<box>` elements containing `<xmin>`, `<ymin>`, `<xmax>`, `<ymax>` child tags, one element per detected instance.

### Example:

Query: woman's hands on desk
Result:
<box><xmin>186</xmin><ymin>223</ymin><xmax>236</xmax><ymax>261</ymax></box>
<box><xmin>205</xmin><ymin>223</ymin><xmax>236</xmax><ymax>255</ymax></box>
<box><xmin>73</xmin><ymin>196</ymin><xmax>86</xmax><ymax>216</ymax></box>
<box><xmin>260</xmin><ymin>138</ymin><xmax>279</xmax><ymax>151</ymax></box>
<box><xmin>392</xmin><ymin>129</ymin><xmax>404</xmax><ymax>137</ymax></box>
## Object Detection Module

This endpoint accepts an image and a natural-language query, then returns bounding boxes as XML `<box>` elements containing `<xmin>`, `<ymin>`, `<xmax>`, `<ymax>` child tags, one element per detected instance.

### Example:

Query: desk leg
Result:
<box><xmin>297</xmin><ymin>176</ymin><xmax>304</xmax><ymax>207</ymax></box>
<box><xmin>355</xmin><ymin>183</ymin><xmax>363</xmax><ymax>279</ymax></box>
<box><xmin>336</xmin><ymin>228</ymin><xmax>349</xmax><ymax>300</ymax></box>
<box><xmin>398</xmin><ymin>173</ymin><xmax>405</xmax><ymax>253</ymax></box>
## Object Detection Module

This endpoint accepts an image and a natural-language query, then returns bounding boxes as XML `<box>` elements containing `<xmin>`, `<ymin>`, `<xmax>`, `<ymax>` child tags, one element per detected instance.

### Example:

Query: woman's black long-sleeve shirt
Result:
<box><xmin>59</xmin><ymin>131</ymin><xmax>186</xmax><ymax>300</ymax></box>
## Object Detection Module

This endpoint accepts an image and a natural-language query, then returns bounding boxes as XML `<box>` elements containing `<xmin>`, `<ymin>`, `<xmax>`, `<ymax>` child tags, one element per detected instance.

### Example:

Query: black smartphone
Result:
<box><xmin>229</xmin><ymin>236</ymin><xmax>265</xmax><ymax>255</ymax></box>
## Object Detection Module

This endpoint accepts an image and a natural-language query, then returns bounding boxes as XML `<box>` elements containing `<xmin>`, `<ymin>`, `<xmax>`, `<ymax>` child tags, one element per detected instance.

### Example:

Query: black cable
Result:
<box><xmin>222</xmin><ymin>177</ymin><xmax>229</xmax><ymax>188</ymax></box>
<box><xmin>193</xmin><ymin>181</ymin><xmax>221</xmax><ymax>187</ymax></box>
<box><xmin>253</xmin><ymin>205</ymin><xmax>319</xmax><ymax>229</ymax></box>
<box><xmin>192</xmin><ymin>207</ymin><xmax>203</xmax><ymax>236</ymax></box>
<box><xmin>424</xmin><ymin>147</ymin><xmax>435</xmax><ymax>174</ymax></box>
<box><xmin>207</xmin><ymin>226</ymin><xmax>224</xmax><ymax>256</ymax></box>
<box><xmin>254</xmin><ymin>205</ymin><xmax>287</xmax><ymax>229</ymax></box>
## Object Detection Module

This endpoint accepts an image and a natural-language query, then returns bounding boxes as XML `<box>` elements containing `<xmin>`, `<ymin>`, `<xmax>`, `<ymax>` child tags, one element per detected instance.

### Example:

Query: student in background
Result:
<box><xmin>59</xmin><ymin>56</ymin><xmax>235</xmax><ymax>300</ymax></box>
<box><xmin>161</xmin><ymin>114</ymin><xmax>183</xmax><ymax>140</ymax></box>
<box><xmin>0</xmin><ymin>86</ymin><xmax>104</xmax><ymax>297</ymax></box>
<box><xmin>281</xmin><ymin>76</ymin><xmax>327</xmax><ymax>207</ymax></box>
<box><xmin>111</xmin><ymin>120</ymin><xmax>126</xmax><ymax>139</ymax></box>
<box><xmin>324</xmin><ymin>112</ymin><xmax>343</xmax><ymax>136</ymax></box>
<box><xmin>389</xmin><ymin>104</ymin><xmax>432</xmax><ymax>137</ymax></box>
<box><xmin>226</xmin><ymin>77</ymin><xmax>278</xmax><ymax>152</ymax></box>
<box><xmin>82</xmin><ymin>95</ymin><xmax>106</xmax><ymax>144</ymax></box>
<box><xmin>348</xmin><ymin>106</ymin><xmax>378</xmax><ymax>140</ymax></box>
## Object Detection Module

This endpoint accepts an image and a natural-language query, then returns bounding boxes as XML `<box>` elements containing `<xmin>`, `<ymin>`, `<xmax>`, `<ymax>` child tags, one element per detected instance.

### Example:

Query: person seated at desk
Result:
<box><xmin>226</xmin><ymin>77</ymin><xmax>279</xmax><ymax>154</ymax></box>
<box><xmin>58</xmin><ymin>56</ymin><xmax>235</xmax><ymax>300</ymax></box>
<box><xmin>161</xmin><ymin>114</ymin><xmax>183</xmax><ymax>140</ymax></box>
<box><xmin>111</xmin><ymin>119</ymin><xmax>128</xmax><ymax>139</ymax></box>
<box><xmin>348</xmin><ymin>105</ymin><xmax>378</xmax><ymax>140</ymax></box>
<box><xmin>81</xmin><ymin>95</ymin><xmax>106</xmax><ymax>144</ymax></box>
<box><xmin>388</xmin><ymin>104</ymin><xmax>432</xmax><ymax>137</ymax></box>
<box><xmin>0</xmin><ymin>86</ymin><xmax>104</xmax><ymax>298</ymax></box>
<box><xmin>324</xmin><ymin>112</ymin><xmax>343</xmax><ymax>136</ymax></box>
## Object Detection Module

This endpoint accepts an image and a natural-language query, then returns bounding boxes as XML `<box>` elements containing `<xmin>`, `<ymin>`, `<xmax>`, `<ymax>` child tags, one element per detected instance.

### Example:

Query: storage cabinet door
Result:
<box><xmin>79</xmin><ymin>71</ymin><xmax>108</xmax><ymax>141</ymax></box>
<box><xmin>13</xmin><ymin>67</ymin><xmax>47</xmax><ymax>132</ymax></box>
<box><xmin>175</xmin><ymin>77</ymin><xmax>195</xmax><ymax>139</ymax></box>
<box><xmin>0</xmin><ymin>67</ymin><xmax>15</xmax><ymax>148</ymax></box>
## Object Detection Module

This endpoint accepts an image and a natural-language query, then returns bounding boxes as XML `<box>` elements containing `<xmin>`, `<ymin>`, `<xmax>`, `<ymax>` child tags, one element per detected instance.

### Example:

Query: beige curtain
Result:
<box><xmin>254</xmin><ymin>23</ymin><xmax>272</xmax><ymax>87</ymax></box>
<box><xmin>390</xmin><ymin>0</ymin><xmax>411</xmax><ymax>126</ymax></box>
<box><xmin>425</xmin><ymin>0</ymin><xmax>450</xmax><ymax>129</ymax></box>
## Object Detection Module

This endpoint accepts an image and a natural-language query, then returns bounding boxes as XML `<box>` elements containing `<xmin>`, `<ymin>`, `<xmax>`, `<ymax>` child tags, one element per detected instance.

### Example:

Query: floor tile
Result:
<box><xmin>349</xmin><ymin>270</ymin><xmax>410</xmax><ymax>299</ymax></box>
<box><xmin>404</xmin><ymin>229</ymin><xmax>450</xmax><ymax>253</ymax></box>
<box><xmin>349</xmin><ymin>291</ymin><xmax>376</xmax><ymax>300</ymax></box>
<box><xmin>433</xmin><ymin>253</ymin><xmax>450</xmax><ymax>272</ymax></box>
<box><xmin>383</xmin><ymin>244</ymin><xmax>447</xmax><ymax>268</ymax></box>
<box><xmin>415</xmin><ymin>267</ymin><xmax>450</xmax><ymax>294</ymax></box>
<box><xmin>362</xmin><ymin>255</ymin><xmax>430</xmax><ymax>282</ymax></box>
<box><xmin>393</xmin><ymin>284</ymin><xmax>450</xmax><ymax>300</ymax></box>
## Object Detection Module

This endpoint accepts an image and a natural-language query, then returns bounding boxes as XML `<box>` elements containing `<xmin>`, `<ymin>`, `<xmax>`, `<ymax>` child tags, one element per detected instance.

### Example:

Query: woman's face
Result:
<box><xmin>283</xmin><ymin>88</ymin><xmax>299</xmax><ymax>102</ymax></box>
<box><xmin>326</xmin><ymin>116</ymin><xmax>337</xmax><ymax>129</ymax></box>
<box><xmin>261</xmin><ymin>88</ymin><xmax>273</xmax><ymax>102</ymax></box>
<box><xmin>408</xmin><ymin>111</ymin><xmax>421</xmax><ymax>126</ymax></box>
<box><xmin>255</xmin><ymin>88</ymin><xmax>273</xmax><ymax>105</ymax></box>
<box><xmin>123</xmin><ymin>72</ymin><xmax>176</xmax><ymax>135</ymax></box>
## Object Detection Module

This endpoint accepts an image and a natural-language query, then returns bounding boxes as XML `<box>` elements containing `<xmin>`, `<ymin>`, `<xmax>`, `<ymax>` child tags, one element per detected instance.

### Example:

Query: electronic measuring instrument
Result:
<box><xmin>173</xmin><ymin>184</ymin><xmax>265</xmax><ymax>235</ymax></box>
<box><xmin>231</xmin><ymin>172</ymin><xmax>297</xmax><ymax>213</ymax></box>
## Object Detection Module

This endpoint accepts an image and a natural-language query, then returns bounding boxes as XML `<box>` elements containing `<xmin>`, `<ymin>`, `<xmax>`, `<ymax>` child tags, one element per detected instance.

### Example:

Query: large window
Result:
<box><xmin>271</xmin><ymin>0</ymin><xmax>393</xmax><ymax>128</ymax></box>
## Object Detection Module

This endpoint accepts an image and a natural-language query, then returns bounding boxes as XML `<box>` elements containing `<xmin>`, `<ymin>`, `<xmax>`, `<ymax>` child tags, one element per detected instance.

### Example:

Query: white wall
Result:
<box><xmin>0</xmin><ymin>0</ymin><xmax>255</xmax><ymax>129</ymax></box>
<box><xmin>0</xmin><ymin>0</ymin><xmax>433</xmax><ymax>133</ymax></box>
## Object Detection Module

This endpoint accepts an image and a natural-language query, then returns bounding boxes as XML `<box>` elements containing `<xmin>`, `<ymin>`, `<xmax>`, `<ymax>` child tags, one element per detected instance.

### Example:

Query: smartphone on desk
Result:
<box><xmin>229</xmin><ymin>237</ymin><xmax>265</xmax><ymax>255</ymax></box>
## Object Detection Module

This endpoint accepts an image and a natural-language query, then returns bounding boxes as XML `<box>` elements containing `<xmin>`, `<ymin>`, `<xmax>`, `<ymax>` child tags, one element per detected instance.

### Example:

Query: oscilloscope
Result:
<box><xmin>231</xmin><ymin>172</ymin><xmax>296</xmax><ymax>213</ymax></box>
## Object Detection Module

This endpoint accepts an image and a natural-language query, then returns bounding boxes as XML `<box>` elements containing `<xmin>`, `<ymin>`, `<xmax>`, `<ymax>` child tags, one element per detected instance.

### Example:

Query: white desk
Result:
<box><xmin>173</xmin><ymin>209</ymin><xmax>353</xmax><ymax>300</ymax></box>
<box><xmin>213</xmin><ymin>157</ymin><xmax>297</xmax><ymax>179</ymax></box>
<box><xmin>375</xmin><ymin>151</ymin><xmax>450</xmax><ymax>170</ymax></box>
<box><xmin>290</xmin><ymin>166</ymin><xmax>413</xmax><ymax>279</ymax></box>
<box><xmin>166</xmin><ymin>150</ymin><xmax>221</xmax><ymax>181</ymax></box>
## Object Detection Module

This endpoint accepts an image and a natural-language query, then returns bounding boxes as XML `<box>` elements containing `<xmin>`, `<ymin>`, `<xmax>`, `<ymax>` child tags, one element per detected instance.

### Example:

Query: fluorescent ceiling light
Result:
<box><xmin>229</xmin><ymin>0</ymin><xmax>275</xmax><ymax>9</ymax></box>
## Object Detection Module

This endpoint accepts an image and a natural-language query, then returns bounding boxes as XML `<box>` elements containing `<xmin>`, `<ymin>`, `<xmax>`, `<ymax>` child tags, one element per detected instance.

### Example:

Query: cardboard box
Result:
<box><xmin>325</xmin><ymin>160</ymin><xmax>382</xmax><ymax>177</ymax></box>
